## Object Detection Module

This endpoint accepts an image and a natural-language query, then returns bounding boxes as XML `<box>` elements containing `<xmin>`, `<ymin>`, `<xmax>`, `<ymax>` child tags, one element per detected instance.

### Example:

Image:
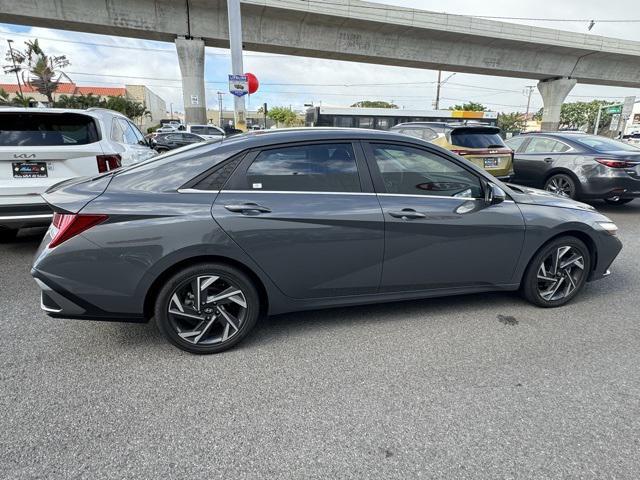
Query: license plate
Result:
<box><xmin>12</xmin><ymin>162</ymin><xmax>48</xmax><ymax>178</ymax></box>
<box><xmin>484</xmin><ymin>157</ymin><xmax>500</xmax><ymax>168</ymax></box>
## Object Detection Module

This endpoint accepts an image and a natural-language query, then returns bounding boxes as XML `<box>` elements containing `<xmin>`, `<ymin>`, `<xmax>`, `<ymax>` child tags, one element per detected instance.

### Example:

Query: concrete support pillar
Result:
<box><xmin>175</xmin><ymin>37</ymin><xmax>206</xmax><ymax>125</ymax></box>
<box><xmin>537</xmin><ymin>77</ymin><xmax>577</xmax><ymax>131</ymax></box>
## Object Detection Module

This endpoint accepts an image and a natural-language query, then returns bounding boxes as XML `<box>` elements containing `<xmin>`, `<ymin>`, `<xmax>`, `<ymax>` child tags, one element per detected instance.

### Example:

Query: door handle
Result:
<box><xmin>388</xmin><ymin>208</ymin><xmax>426</xmax><ymax>220</ymax></box>
<box><xmin>544</xmin><ymin>157</ymin><xmax>554</xmax><ymax>163</ymax></box>
<box><xmin>224</xmin><ymin>203</ymin><xmax>272</xmax><ymax>214</ymax></box>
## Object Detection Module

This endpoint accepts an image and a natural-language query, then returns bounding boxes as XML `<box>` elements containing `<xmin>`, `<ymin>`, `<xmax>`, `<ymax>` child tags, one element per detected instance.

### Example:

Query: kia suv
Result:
<box><xmin>0</xmin><ymin>107</ymin><xmax>155</xmax><ymax>240</ymax></box>
<box><xmin>390</xmin><ymin>122</ymin><xmax>513</xmax><ymax>180</ymax></box>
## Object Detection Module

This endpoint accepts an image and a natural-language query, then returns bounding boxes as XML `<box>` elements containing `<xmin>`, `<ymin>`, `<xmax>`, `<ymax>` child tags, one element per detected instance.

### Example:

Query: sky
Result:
<box><xmin>1</xmin><ymin>0</ymin><xmax>639</xmax><ymax>115</ymax></box>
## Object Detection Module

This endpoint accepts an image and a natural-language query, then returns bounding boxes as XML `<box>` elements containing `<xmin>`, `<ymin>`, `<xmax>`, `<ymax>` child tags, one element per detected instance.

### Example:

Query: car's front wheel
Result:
<box><xmin>604</xmin><ymin>198</ymin><xmax>634</xmax><ymax>206</ymax></box>
<box><xmin>521</xmin><ymin>236</ymin><xmax>591</xmax><ymax>307</ymax></box>
<box><xmin>544</xmin><ymin>173</ymin><xmax>577</xmax><ymax>199</ymax></box>
<box><xmin>154</xmin><ymin>263</ymin><xmax>261</xmax><ymax>354</ymax></box>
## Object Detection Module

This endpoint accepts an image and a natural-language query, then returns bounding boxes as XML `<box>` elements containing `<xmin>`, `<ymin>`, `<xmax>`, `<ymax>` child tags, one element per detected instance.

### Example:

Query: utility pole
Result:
<box><xmin>217</xmin><ymin>91</ymin><xmax>225</xmax><ymax>127</ymax></box>
<box><xmin>434</xmin><ymin>71</ymin><xmax>456</xmax><ymax>110</ymax></box>
<box><xmin>6</xmin><ymin>39</ymin><xmax>23</xmax><ymax>97</ymax></box>
<box><xmin>227</xmin><ymin>0</ymin><xmax>247</xmax><ymax>131</ymax></box>
<box><xmin>169</xmin><ymin>103</ymin><xmax>174</xmax><ymax>120</ymax></box>
<box><xmin>434</xmin><ymin>70</ymin><xmax>442</xmax><ymax>110</ymax></box>
<box><xmin>524</xmin><ymin>85</ymin><xmax>535</xmax><ymax>118</ymax></box>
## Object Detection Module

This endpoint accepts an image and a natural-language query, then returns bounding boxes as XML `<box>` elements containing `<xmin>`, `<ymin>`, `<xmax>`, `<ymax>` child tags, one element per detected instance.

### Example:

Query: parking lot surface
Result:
<box><xmin>1</xmin><ymin>202</ymin><xmax>640</xmax><ymax>479</ymax></box>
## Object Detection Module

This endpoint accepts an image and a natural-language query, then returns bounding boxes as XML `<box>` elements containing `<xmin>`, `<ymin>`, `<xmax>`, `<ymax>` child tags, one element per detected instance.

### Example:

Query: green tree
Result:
<box><xmin>53</xmin><ymin>94</ymin><xmax>149</xmax><ymax>123</ymax></box>
<box><xmin>450</xmin><ymin>102</ymin><xmax>487</xmax><ymax>111</ymax></box>
<box><xmin>350</xmin><ymin>100</ymin><xmax>398</xmax><ymax>108</ymax></box>
<box><xmin>4</xmin><ymin>39</ymin><xmax>70</xmax><ymax>104</ymax></box>
<box><xmin>497</xmin><ymin>112</ymin><xmax>526</xmax><ymax>133</ymax></box>
<box><xmin>267</xmin><ymin>106</ymin><xmax>299</xmax><ymax>127</ymax></box>
<box><xmin>534</xmin><ymin>100</ymin><xmax>615</xmax><ymax>132</ymax></box>
<box><xmin>0</xmin><ymin>88</ymin><xmax>34</xmax><ymax>107</ymax></box>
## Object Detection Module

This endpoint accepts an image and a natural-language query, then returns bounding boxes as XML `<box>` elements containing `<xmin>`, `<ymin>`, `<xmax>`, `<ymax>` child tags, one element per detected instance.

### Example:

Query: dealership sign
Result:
<box><xmin>229</xmin><ymin>74</ymin><xmax>249</xmax><ymax>97</ymax></box>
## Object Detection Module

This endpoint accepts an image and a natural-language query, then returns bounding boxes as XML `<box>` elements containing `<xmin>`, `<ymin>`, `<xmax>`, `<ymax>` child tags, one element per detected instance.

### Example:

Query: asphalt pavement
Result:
<box><xmin>1</xmin><ymin>201</ymin><xmax>640</xmax><ymax>479</ymax></box>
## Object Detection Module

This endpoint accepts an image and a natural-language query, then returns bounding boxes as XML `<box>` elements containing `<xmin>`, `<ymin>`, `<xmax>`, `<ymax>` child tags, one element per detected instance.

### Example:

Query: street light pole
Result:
<box><xmin>6</xmin><ymin>39</ymin><xmax>23</xmax><ymax>97</ymax></box>
<box><xmin>227</xmin><ymin>0</ymin><xmax>247</xmax><ymax>131</ymax></box>
<box><xmin>434</xmin><ymin>70</ymin><xmax>442</xmax><ymax>110</ymax></box>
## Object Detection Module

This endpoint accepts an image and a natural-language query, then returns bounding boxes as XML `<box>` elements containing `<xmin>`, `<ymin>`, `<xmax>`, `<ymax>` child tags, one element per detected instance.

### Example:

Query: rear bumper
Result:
<box><xmin>580</xmin><ymin>175</ymin><xmax>640</xmax><ymax>199</ymax></box>
<box><xmin>32</xmin><ymin>271</ymin><xmax>146</xmax><ymax>323</ymax></box>
<box><xmin>0</xmin><ymin>203</ymin><xmax>52</xmax><ymax>229</ymax></box>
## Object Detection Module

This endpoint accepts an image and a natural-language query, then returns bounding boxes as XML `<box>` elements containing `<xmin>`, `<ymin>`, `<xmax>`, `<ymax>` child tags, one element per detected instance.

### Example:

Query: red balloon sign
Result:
<box><xmin>245</xmin><ymin>72</ymin><xmax>259</xmax><ymax>94</ymax></box>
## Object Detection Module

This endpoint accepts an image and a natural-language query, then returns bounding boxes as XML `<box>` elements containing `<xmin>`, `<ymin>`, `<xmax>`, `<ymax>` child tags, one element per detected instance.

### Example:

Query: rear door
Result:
<box><xmin>363</xmin><ymin>141</ymin><xmax>525</xmax><ymax>292</ymax></box>
<box><xmin>513</xmin><ymin>136</ymin><xmax>573</xmax><ymax>187</ymax></box>
<box><xmin>0</xmin><ymin>111</ymin><xmax>104</xmax><ymax>199</ymax></box>
<box><xmin>212</xmin><ymin>141</ymin><xmax>385</xmax><ymax>299</ymax></box>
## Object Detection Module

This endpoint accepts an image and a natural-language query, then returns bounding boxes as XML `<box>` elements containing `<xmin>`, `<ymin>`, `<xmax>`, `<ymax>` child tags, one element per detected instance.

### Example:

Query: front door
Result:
<box><xmin>363</xmin><ymin>142</ymin><xmax>525</xmax><ymax>292</ymax></box>
<box><xmin>212</xmin><ymin>141</ymin><xmax>385</xmax><ymax>299</ymax></box>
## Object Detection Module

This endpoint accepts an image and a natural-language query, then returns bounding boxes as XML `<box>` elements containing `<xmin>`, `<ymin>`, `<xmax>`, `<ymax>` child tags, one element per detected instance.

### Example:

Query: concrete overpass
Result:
<box><xmin>2</xmin><ymin>0</ymin><xmax>640</xmax><ymax>128</ymax></box>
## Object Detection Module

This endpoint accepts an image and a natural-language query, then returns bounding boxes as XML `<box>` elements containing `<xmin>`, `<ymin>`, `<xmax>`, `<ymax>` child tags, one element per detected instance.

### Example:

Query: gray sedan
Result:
<box><xmin>32</xmin><ymin>128</ymin><xmax>622</xmax><ymax>353</ymax></box>
<box><xmin>505</xmin><ymin>132</ymin><xmax>640</xmax><ymax>205</ymax></box>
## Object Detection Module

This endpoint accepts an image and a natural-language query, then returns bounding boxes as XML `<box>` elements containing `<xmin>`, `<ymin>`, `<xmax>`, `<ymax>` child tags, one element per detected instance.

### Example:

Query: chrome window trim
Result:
<box><xmin>222</xmin><ymin>190</ymin><xmax>375</xmax><ymax>196</ymax></box>
<box><xmin>0</xmin><ymin>214</ymin><xmax>53</xmax><ymax>220</ymax></box>
<box><xmin>177</xmin><ymin>188</ymin><xmax>221</xmax><ymax>194</ymax></box>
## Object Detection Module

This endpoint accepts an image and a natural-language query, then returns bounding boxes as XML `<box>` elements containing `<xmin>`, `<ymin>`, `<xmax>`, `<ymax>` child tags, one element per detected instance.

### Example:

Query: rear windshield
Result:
<box><xmin>191</xmin><ymin>126</ymin><xmax>223</xmax><ymax>136</ymax></box>
<box><xmin>0</xmin><ymin>112</ymin><xmax>100</xmax><ymax>146</ymax></box>
<box><xmin>450</xmin><ymin>128</ymin><xmax>506</xmax><ymax>149</ymax></box>
<box><xmin>572</xmin><ymin>136</ymin><xmax>640</xmax><ymax>152</ymax></box>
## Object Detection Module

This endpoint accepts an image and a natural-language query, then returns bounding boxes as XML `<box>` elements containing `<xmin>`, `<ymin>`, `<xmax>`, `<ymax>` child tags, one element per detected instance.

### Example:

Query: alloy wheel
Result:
<box><xmin>536</xmin><ymin>246</ymin><xmax>585</xmax><ymax>301</ymax></box>
<box><xmin>545</xmin><ymin>176</ymin><xmax>573</xmax><ymax>198</ymax></box>
<box><xmin>167</xmin><ymin>274</ymin><xmax>248</xmax><ymax>345</ymax></box>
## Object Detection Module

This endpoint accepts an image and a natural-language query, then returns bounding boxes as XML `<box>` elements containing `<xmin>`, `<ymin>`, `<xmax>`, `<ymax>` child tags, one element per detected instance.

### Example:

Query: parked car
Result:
<box><xmin>0</xmin><ymin>107</ymin><xmax>155</xmax><ymax>241</ymax></box>
<box><xmin>155</xmin><ymin>125</ymin><xmax>179</xmax><ymax>134</ymax></box>
<box><xmin>151</xmin><ymin>132</ymin><xmax>208</xmax><ymax>152</ymax></box>
<box><xmin>390</xmin><ymin>122</ymin><xmax>513</xmax><ymax>180</ymax></box>
<box><xmin>186</xmin><ymin>124</ymin><xmax>225</xmax><ymax>140</ymax></box>
<box><xmin>505</xmin><ymin>132</ymin><xmax>640</xmax><ymax>205</ymax></box>
<box><xmin>622</xmin><ymin>132</ymin><xmax>640</xmax><ymax>147</ymax></box>
<box><xmin>31</xmin><ymin>128</ymin><xmax>621</xmax><ymax>353</ymax></box>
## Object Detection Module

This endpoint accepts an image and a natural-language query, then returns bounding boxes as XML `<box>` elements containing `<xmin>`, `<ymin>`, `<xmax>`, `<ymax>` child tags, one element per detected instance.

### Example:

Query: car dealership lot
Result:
<box><xmin>1</xmin><ymin>202</ymin><xmax>640</xmax><ymax>479</ymax></box>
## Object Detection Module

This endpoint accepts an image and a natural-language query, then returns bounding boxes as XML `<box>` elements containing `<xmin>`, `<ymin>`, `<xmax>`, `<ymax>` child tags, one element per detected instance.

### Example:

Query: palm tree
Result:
<box><xmin>4</xmin><ymin>39</ymin><xmax>70</xmax><ymax>105</ymax></box>
<box><xmin>0</xmin><ymin>87</ymin><xmax>34</xmax><ymax>107</ymax></box>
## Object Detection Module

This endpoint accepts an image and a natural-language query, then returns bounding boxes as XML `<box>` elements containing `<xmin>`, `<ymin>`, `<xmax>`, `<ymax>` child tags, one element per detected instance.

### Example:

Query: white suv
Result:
<box><xmin>186</xmin><ymin>124</ymin><xmax>225</xmax><ymax>140</ymax></box>
<box><xmin>0</xmin><ymin>107</ymin><xmax>156</xmax><ymax>240</ymax></box>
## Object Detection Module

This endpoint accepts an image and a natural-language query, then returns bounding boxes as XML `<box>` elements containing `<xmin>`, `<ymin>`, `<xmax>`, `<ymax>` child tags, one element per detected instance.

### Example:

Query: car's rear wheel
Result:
<box><xmin>154</xmin><ymin>263</ymin><xmax>260</xmax><ymax>354</ymax></box>
<box><xmin>604</xmin><ymin>197</ymin><xmax>634</xmax><ymax>205</ymax></box>
<box><xmin>521</xmin><ymin>236</ymin><xmax>591</xmax><ymax>307</ymax></box>
<box><xmin>544</xmin><ymin>174</ymin><xmax>577</xmax><ymax>199</ymax></box>
<box><xmin>0</xmin><ymin>228</ymin><xmax>18</xmax><ymax>242</ymax></box>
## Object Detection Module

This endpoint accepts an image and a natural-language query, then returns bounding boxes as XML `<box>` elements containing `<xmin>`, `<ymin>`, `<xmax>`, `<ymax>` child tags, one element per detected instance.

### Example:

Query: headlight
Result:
<box><xmin>597</xmin><ymin>221</ymin><xmax>618</xmax><ymax>235</ymax></box>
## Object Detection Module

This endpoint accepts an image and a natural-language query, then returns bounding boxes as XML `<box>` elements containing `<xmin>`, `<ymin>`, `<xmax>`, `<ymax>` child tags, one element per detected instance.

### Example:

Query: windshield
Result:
<box><xmin>450</xmin><ymin>128</ymin><xmax>506</xmax><ymax>148</ymax></box>
<box><xmin>573</xmin><ymin>136</ymin><xmax>640</xmax><ymax>152</ymax></box>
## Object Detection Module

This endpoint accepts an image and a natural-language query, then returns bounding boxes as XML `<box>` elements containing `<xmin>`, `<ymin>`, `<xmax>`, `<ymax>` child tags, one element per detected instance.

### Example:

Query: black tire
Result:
<box><xmin>544</xmin><ymin>173</ymin><xmax>578</xmax><ymax>199</ymax></box>
<box><xmin>0</xmin><ymin>228</ymin><xmax>18</xmax><ymax>243</ymax></box>
<box><xmin>154</xmin><ymin>263</ymin><xmax>261</xmax><ymax>354</ymax></box>
<box><xmin>521</xmin><ymin>236</ymin><xmax>591</xmax><ymax>308</ymax></box>
<box><xmin>604</xmin><ymin>198</ymin><xmax>634</xmax><ymax>205</ymax></box>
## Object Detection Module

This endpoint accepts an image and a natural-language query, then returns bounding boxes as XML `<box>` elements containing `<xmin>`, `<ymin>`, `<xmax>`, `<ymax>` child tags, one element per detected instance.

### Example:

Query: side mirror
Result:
<box><xmin>484</xmin><ymin>182</ymin><xmax>506</xmax><ymax>205</ymax></box>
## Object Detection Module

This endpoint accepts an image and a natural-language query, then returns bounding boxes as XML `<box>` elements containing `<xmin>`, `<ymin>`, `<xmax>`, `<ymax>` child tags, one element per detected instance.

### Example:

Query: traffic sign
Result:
<box><xmin>606</xmin><ymin>105</ymin><xmax>622</xmax><ymax>114</ymax></box>
<box><xmin>229</xmin><ymin>74</ymin><xmax>248</xmax><ymax>97</ymax></box>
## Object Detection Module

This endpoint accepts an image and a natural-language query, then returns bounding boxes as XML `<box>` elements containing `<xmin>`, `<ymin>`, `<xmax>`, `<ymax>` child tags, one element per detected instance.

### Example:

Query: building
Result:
<box><xmin>0</xmin><ymin>82</ymin><xmax>166</xmax><ymax>131</ymax></box>
<box><xmin>205</xmin><ymin>109</ymin><xmax>276</xmax><ymax>129</ymax></box>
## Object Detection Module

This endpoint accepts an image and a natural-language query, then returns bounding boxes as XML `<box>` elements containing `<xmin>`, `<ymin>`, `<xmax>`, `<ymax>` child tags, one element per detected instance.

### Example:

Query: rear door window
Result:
<box><xmin>523</xmin><ymin>137</ymin><xmax>570</xmax><ymax>154</ymax></box>
<box><xmin>244</xmin><ymin>143</ymin><xmax>361</xmax><ymax>192</ymax></box>
<box><xmin>0</xmin><ymin>112</ymin><xmax>99</xmax><ymax>146</ymax></box>
<box><xmin>450</xmin><ymin>128</ymin><xmax>506</xmax><ymax>148</ymax></box>
<box><xmin>505</xmin><ymin>135</ymin><xmax>527</xmax><ymax>152</ymax></box>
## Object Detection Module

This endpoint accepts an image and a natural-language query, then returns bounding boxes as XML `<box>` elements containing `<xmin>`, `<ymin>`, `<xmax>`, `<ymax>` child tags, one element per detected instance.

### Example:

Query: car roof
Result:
<box><xmin>0</xmin><ymin>106</ymin><xmax>127</xmax><ymax>119</ymax></box>
<box><xmin>222</xmin><ymin>127</ymin><xmax>418</xmax><ymax>145</ymax></box>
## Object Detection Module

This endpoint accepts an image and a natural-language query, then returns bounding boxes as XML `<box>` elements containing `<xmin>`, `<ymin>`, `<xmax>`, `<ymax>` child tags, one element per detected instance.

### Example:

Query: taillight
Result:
<box><xmin>595</xmin><ymin>158</ymin><xmax>631</xmax><ymax>168</ymax></box>
<box><xmin>49</xmin><ymin>213</ymin><xmax>108</xmax><ymax>248</ymax></box>
<box><xmin>96</xmin><ymin>154</ymin><xmax>122</xmax><ymax>173</ymax></box>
